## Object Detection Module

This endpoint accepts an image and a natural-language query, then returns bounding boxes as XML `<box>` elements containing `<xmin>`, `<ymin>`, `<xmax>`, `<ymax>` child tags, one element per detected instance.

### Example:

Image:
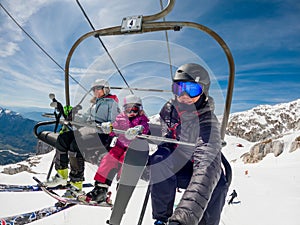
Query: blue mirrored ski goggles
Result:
<box><xmin>172</xmin><ymin>81</ymin><xmax>203</xmax><ymax>98</ymax></box>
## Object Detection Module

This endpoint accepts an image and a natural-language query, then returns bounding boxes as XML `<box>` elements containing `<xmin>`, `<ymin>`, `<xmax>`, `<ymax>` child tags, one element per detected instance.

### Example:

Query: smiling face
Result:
<box><xmin>176</xmin><ymin>92</ymin><xmax>201</xmax><ymax>105</ymax></box>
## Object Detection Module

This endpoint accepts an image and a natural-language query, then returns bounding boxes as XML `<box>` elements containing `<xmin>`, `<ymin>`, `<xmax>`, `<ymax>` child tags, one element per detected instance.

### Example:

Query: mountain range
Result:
<box><xmin>0</xmin><ymin>100</ymin><xmax>300</xmax><ymax>224</ymax></box>
<box><xmin>227</xmin><ymin>98</ymin><xmax>300</xmax><ymax>142</ymax></box>
<box><xmin>225</xmin><ymin>99</ymin><xmax>300</xmax><ymax>163</ymax></box>
<box><xmin>1</xmin><ymin>101</ymin><xmax>300</xmax><ymax>225</ymax></box>
<box><xmin>0</xmin><ymin>107</ymin><xmax>39</xmax><ymax>165</ymax></box>
<box><xmin>1</xmin><ymin>98</ymin><xmax>300</xmax><ymax>165</ymax></box>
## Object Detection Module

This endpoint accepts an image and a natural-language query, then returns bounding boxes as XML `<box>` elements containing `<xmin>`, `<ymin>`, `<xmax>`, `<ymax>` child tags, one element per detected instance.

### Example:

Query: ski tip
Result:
<box><xmin>32</xmin><ymin>176</ymin><xmax>39</xmax><ymax>183</ymax></box>
<box><xmin>32</xmin><ymin>176</ymin><xmax>44</xmax><ymax>187</ymax></box>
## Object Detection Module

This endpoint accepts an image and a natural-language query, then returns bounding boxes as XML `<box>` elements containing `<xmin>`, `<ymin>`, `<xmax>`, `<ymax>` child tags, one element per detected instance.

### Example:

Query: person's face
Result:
<box><xmin>177</xmin><ymin>93</ymin><xmax>201</xmax><ymax>105</ymax></box>
<box><xmin>124</xmin><ymin>104</ymin><xmax>140</xmax><ymax>118</ymax></box>
<box><xmin>172</xmin><ymin>81</ymin><xmax>203</xmax><ymax>105</ymax></box>
<box><xmin>93</xmin><ymin>86</ymin><xmax>105</xmax><ymax>98</ymax></box>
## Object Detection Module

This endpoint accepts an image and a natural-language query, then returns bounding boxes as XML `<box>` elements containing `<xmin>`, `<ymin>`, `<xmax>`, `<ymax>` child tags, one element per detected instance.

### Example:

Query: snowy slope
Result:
<box><xmin>1</xmin><ymin>129</ymin><xmax>300</xmax><ymax>225</ymax></box>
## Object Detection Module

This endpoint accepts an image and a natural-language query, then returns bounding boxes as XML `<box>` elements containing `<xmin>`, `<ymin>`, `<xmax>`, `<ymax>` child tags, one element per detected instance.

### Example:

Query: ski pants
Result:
<box><xmin>94</xmin><ymin>145</ymin><xmax>126</xmax><ymax>186</ymax></box>
<box><xmin>149</xmin><ymin>146</ymin><xmax>229</xmax><ymax>225</ymax></box>
<box><xmin>55</xmin><ymin>130</ymin><xmax>85</xmax><ymax>182</ymax></box>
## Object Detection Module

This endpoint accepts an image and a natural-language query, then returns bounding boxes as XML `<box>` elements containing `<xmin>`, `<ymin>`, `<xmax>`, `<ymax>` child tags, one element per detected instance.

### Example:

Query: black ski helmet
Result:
<box><xmin>173</xmin><ymin>63</ymin><xmax>210</xmax><ymax>96</ymax></box>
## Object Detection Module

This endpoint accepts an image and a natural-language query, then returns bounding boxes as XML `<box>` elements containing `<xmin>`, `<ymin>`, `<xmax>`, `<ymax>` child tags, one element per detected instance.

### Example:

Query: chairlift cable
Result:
<box><xmin>159</xmin><ymin>0</ymin><xmax>173</xmax><ymax>79</ymax></box>
<box><xmin>76</xmin><ymin>0</ymin><xmax>134</xmax><ymax>94</ymax></box>
<box><xmin>0</xmin><ymin>3</ymin><xmax>89</xmax><ymax>94</ymax></box>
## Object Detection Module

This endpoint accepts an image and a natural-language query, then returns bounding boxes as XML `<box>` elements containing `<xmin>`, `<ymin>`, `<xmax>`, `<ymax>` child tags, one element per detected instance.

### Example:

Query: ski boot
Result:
<box><xmin>44</xmin><ymin>169</ymin><xmax>68</xmax><ymax>188</ymax></box>
<box><xmin>154</xmin><ymin>220</ymin><xmax>167</xmax><ymax>225</ymax></box>
<box><xmin>62</xmin><ymin>181</ymin><xmax>83</xmax><ymax>198</ymax></box>
<box><xmin>85</xmin><ymin>182</ymin><xmax>109</xmax><ymax>203</ymax></box>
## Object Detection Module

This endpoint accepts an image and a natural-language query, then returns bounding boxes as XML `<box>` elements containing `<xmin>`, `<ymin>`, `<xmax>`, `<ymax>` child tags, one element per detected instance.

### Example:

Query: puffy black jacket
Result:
<box><xmin>159</xmin><ymin>96</ymin><xmax>222</xmax><ymax>225</ymax></box>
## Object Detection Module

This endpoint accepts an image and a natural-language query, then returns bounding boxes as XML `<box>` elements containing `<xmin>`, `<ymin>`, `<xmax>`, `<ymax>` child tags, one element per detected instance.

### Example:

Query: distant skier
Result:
<box><xmin>83</xmin><ymin>94</ymin><xmax>150</xmax><ymax>203</ymax></box>
<box><xmin>228</xmin><ymin>189</ymin><xmax>237</xmax><ymax>205</ymax></box>
<box><xmin>149</xmin><ymin>63</ymin><xmax>230</xmax><ymax>225</ymax></box>
<box><xmin>44</xmin><ymin>79</ymin><xmax>120</xmax><ymax>197</ymax></box>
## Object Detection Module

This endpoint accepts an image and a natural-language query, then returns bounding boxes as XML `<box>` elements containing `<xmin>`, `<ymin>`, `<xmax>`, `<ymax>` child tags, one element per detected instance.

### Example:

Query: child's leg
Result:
<box><xmin>94</xmin><ymin>146</ymin><xmax>125</xmax><ymax>185</ymax></box>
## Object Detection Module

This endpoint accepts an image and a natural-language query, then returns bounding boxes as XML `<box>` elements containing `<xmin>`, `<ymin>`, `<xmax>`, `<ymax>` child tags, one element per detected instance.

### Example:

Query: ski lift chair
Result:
<box><xmin>33</xmin><ymin>0</ymin><xmax>234</xmax><ymax>217</ymax></box>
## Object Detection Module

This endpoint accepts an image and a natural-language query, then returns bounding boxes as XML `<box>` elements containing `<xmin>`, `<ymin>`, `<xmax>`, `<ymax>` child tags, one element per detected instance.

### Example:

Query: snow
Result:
<box><xmin>1</xmin><ymin>133</ymin><xmax>300</xmax><ymax>225</ymax></box>
<box><xmin>0</xmin><ymin>150</ymin><xmax>29</xmax><ymax>156</ymax></box>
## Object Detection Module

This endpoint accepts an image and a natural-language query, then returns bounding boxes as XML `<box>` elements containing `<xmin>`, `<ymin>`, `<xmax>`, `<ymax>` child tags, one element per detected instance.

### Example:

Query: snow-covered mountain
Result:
<box><xmin>225</xmin><ymin>99</ymin><xmax>300</xmax><ymax>163</ymax></box>
<box><xmin>226</xmin><ymin>99</ymin><xmax>300</xmax><ymax>142</ymax></box>
<box><xmin>0</xmin><ymin>107</ymin><xmax>38</xmax><ymax>165</ymax></box>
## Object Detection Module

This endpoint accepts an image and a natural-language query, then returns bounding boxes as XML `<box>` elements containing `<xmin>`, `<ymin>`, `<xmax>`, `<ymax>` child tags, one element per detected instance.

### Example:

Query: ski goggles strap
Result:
<box><xmin>172</xmin><ymin>81</ymin><xmax>203</xmax><ymax>98</ymax></box>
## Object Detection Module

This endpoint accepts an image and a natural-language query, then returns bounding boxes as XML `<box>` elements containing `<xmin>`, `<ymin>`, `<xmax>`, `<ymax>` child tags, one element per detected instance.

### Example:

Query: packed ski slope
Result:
<box><xmin>1</xmin><ymin>131</ymin><xmax>300</xmax><ymax>225</ymax></box>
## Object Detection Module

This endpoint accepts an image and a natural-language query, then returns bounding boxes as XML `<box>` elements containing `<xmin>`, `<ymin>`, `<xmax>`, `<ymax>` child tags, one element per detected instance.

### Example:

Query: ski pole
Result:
<box><xmin>46</xmin><ymin>157</ymin><xmax>55</xmax><ymax>180</ymax></box>
<box><xmin>137</xmin><ymin>185</ymin><xmax>151</xmax><ymax>225</ymax></box>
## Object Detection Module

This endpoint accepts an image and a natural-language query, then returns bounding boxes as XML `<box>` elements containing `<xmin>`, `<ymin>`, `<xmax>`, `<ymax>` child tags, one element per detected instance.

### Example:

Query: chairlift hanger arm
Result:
<box><xmin>64</xmin><ymin>21</ymin><xmax>234</xmax><ymax>140</ymax></box>
<box><xmin>143</xmin><ymin>0</ymin><xmax>175</xmax><ymax>22</ymax></box>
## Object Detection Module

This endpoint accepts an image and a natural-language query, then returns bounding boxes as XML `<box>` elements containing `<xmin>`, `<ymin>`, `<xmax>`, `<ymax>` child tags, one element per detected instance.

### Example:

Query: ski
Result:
<box><xmin>107</xmin><ymin>138</ymin><xmax>149</xmax><ymax>225</ymax></box>
<box><xmin>0</xmin><ymin>204</ymin><xmax>74</xmax><ymax>225</ymax></box>
<box><xmin>32</xmin><ymin>177</ymin><xmax>112</xmax><ymax>207</ymax></box>
<box><xmin>0</xmin><ymin>182</ymin><xmax>93</xmax><ymax>192</ymax></box>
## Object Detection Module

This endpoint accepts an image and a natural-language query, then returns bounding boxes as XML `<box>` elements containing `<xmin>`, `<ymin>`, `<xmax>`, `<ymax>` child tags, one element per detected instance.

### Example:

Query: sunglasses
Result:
<box><xmin>93</xmin><ymin>85</ymin><xmax>104</xmax><ymax>91</ymax></box>
<box><xmin>124</xmin><ymin>104</ymin><xmax>141</xmax><ymax>114</ymax></box>
<box><xmin>172</xmin><ymin>81</ymin><xmax>203</xmax><ymax>98</ymax></box>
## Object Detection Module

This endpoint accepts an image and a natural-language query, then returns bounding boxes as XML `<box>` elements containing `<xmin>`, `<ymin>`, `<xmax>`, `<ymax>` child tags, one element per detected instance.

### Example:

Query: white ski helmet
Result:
<box><xmin>123</xmin><ymin>94</ymin><xmax>142</xmax><ymax>106</ymax></box>
<box><xmin>173</xmin><ymin>63</ymin><xmax>210</xmax><ymax>96</ymax></box>
<box><xmin>91</xmin><ymin>79</ymin><xmax>110</xmax><ymax>95</ymax></box>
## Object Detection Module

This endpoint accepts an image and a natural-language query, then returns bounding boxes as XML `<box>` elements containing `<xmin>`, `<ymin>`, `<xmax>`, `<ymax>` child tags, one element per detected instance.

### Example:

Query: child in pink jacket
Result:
<box><xmin>85</xmin><ymin>94</ymin><xmax>150</xmax><ymax>203</ymax></box>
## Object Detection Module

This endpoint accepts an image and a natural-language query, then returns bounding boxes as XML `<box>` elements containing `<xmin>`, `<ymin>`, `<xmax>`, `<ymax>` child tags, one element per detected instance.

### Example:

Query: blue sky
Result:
<box><xmin>0</xmin><ymin>0</ymin><xmax>299</xmax><ymax>116</ymax></box>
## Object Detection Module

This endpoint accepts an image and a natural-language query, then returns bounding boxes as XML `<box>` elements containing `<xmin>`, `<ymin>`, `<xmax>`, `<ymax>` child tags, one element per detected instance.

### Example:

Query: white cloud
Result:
<box><xmin>0</xmin><ymin>39</ymin><xmax>19</xmax><ymax>57</ymax></box>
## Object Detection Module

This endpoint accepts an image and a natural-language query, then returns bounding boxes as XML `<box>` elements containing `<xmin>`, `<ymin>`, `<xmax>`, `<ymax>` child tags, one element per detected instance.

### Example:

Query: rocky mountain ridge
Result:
<box><xmin>226</xmin><ymin>99</ymin><xmax>300</xmax><ymax>163</ymax></box>
<box><xmin>0</xmin><ymin>107</ymin><xmax>38</xmax><ymax>165</ymax></box>
<box><xmin>226</xmin><ymin>99</ymin><xmax>300</xmax><ymax>142</ymax></box>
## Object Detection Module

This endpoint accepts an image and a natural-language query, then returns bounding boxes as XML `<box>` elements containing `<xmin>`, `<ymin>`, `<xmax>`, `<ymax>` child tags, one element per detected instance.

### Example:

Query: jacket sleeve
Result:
<box><xmin>169</xmin><ymin>111</ymin><xmax>222</xmax><ymax>225</ymax></box>
<box><xmin>140</xmin><ymin>116</ymin><xmax>150</xmax><ymax>135</ymax></box>
<box><xmin>108</xmin><ymin>99</ymin><xmax>120</xmax><ymax>123</ymax></box>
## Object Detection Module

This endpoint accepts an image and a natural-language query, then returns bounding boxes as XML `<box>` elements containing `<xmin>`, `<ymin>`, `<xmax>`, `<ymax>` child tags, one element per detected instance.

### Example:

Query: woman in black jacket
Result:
<box><xmin>149</xmin><ymin>63</ymin><xmax>230</xmax><ymax>225</ymax></box>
